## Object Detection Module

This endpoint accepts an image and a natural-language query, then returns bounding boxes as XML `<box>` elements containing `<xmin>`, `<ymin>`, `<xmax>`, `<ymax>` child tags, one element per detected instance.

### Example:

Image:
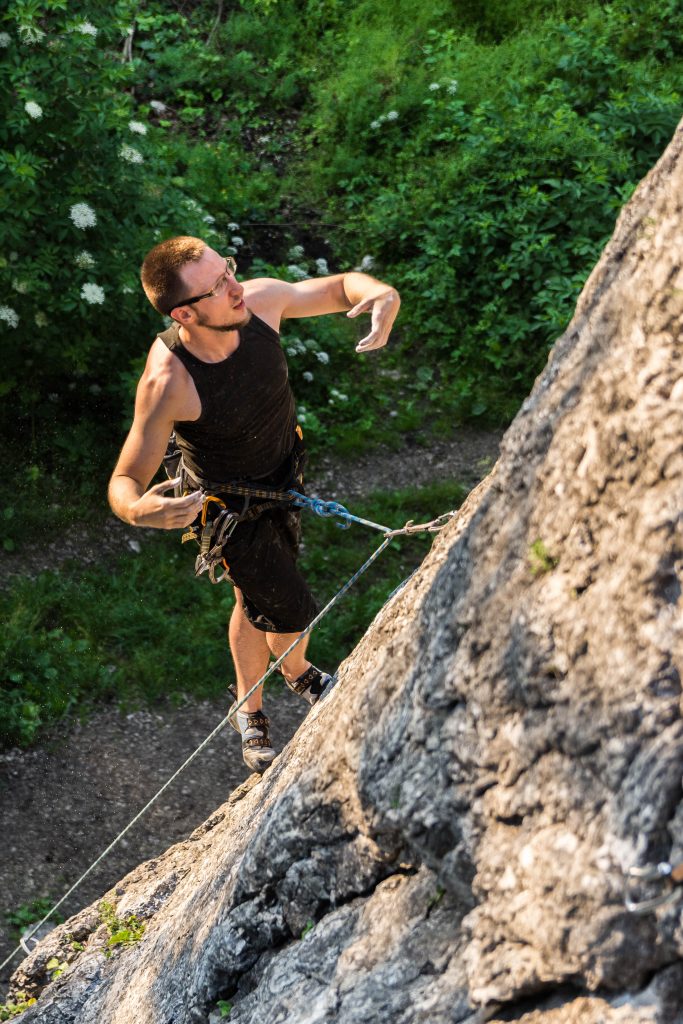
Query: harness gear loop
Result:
<box><xmin>625</xmin><ymin>860</ymin><xmax>683</xmax><ymax>913</ymax></box>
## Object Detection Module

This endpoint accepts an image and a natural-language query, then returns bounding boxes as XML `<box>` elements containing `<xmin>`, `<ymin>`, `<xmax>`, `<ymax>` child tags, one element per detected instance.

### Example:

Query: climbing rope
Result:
<box><xmin>0</xmin><ymin>499</ymin><xmax>457</xmax><ymax>972</ymax></box>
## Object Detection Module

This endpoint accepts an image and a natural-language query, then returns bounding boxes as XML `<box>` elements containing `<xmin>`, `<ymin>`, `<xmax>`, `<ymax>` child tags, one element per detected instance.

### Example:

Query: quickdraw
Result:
<box><xmin>188</xmin><ymin>495</ymin><xmax>239</xmax><ymax>584</ymax></box>
<box><xmin>625</xmin><ymin>860</ymin><xmax>683</xmax><ymax>913</ymax></box>
<box><xmin>166</xmin><ymin>432</ymin><xmax>460</xmax><ymax>586</ymax></box>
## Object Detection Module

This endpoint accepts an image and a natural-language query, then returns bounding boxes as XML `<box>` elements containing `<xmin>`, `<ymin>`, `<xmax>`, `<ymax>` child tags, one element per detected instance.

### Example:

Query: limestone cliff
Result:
<box><xmin>7</xmin><ymin>118</ymin><xmax>683</xmax><ymax>1024</ymax></box>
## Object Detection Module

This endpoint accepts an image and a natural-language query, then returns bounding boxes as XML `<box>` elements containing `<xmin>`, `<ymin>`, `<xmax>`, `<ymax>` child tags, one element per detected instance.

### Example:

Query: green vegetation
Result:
<box><xmin>528</xmin><ymin>538</ymin><xmax>560</xmax><ymax>575</ymax></box>
<box><xmin>0</xmin><ymin>482</ymin><xmax>464</xmax><ymax>749</ymax></box>
<box><xmin>4</xmin><ymin>898</ymin><xmax>63</xmax><ymax>941</ymax></box>
<box><xmin>300</xmin><ymin>920</ymin><xmax>315</xmax><ymax>939</ymax></box>
<box><xmin>427</xmin><ymin>886</ymin><xmax>446</xmax><ymax>909</ymax></box>
<box><xmin>1</xmin><ymin>0</ymin><xmax>681</xmax><ymax>739</ymax></box>
<box><xmin>98</xmin><ymin>899</ymin><xmax>146</xmax><ymax>956</ymax></box>
<box><xmin>216</xmin><ymin>1001</ymin><xmax>233</xmax><ymax>1019</ymax></box>
<box><xmin>0</xmin><ymin>992</ymin><xmax>37</xmax><ymax>1021</ymax></box>
<box><xmin>1</xmin><ymin>0</ymin><xmax>682</xmax><ymax>518</ymax></box>
<box><xmin>45</xmin><ymin>956</ymin><xmax>69</xmax><ymax>981</ymax></box>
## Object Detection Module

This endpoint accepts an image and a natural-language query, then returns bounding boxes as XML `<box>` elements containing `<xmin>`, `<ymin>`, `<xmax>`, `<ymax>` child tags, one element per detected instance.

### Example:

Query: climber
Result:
<box><xmin>107</xmin><ymin>236</ymin><xmax>400</xmax><ymax>773</ymax></box>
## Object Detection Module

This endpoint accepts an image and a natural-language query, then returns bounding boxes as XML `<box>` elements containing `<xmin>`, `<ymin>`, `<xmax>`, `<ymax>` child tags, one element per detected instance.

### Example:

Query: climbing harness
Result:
<box><xmin>0</xmin><ymin>490</ymin><xmax>459</xmax><ymax>973</ymax></box>
<box><xmin>181</xmin><ymin>480</ymin><xmax>458</xmax><ymax>584</ymax></box>
<box><xmin>169</xmin><ymin>431</ymin><xmax>312</xmax><ymax>583</ymax></box>
<box><xmin>625</xmin><ymin>860</ymin><xmax>683</xmax><ymax>913</ymax></box>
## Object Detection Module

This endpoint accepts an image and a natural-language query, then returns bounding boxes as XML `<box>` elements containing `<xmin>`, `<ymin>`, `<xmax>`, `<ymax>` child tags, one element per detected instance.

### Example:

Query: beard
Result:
<box><xmin>196</xmin><ymin>306</ymin><xmax>252</xmax><ymax>332</ymax></box>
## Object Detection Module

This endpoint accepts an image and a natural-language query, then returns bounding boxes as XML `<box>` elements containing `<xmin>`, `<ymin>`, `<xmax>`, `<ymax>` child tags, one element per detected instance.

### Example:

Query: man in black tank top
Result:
<box><xmin>108</xmin><ymin>236</ymin><xmax>400</xmax><ymax>773</ymax></box>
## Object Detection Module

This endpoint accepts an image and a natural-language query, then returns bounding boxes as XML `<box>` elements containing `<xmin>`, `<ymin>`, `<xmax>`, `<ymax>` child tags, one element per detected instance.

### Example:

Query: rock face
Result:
<box><xmin>7</xmin><ymin>120</ymin><xmax>683</xmax><ymax>1023</ymax></box>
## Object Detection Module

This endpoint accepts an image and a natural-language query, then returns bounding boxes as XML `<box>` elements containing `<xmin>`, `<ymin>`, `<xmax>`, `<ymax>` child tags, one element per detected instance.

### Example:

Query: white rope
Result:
<box><xmin>0</xmin><ymin>533</ymin><xmax>393</xmax><ymax>973</ymax></box>
<box><xmin>1</xmin><ymin>507</ymin><xmax>457</xmax><ymax>973</ymax></box>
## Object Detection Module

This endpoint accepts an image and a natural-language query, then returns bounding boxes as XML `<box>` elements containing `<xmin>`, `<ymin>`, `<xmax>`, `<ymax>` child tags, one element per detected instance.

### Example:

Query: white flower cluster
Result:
<box><xmin>18</xmin><ymin>24</ymin><xmax>45</xmax><ymax>44</ymax></box>
<box><xmin>302</xmin><ymin>371</ymin><xmax>314</xmax><ymax>383</ymax></box>
<box><xmin>370</xmin><ymin>110</ymin><xmax>399</xmax><ymax>129</ymax></box>
<box><xmin>286</xmin><ymin>338</ymin><xmax>307</xmax><ymax>357</ymax></box>
<box><xmin>315</xmin><ymin>258</ymin><xmax>329</xmax><ymax>275</ymax></box>
<box><xmin>447</xmin><ymin>79</ymin><xmax>458</xmax><ymax>95</ymax></box>
<box><xmin>74</xmin><ymin>250</ymin><xmax>96</xmax><ymax>269</ymax></box>
<box><xmin>0</xmin><ymin>306</ymin><xmax>20</xmax><ymax>328</ymax></box>
<box><xmin>25</xmin><ymin>100</ymin><xmax>42</xmax><ymax>119</ymax></box>
<box><xmin>315</xmin><ymin>351</ymin><xmax>329</xmax><ymax>365</ymax></box>
<box><xmin>150</xmin><ymin>100</ymin><xmax>166</xmax><ymax>113</ymax></box>
<box><xmin>12</xmin><ymin>279</ymin><xmax>29</xmax><ymax>294</ymax></box>
<box><xmin>231</xmin><ymin>235</ymin><xmax>244</xmax><ymax>247</ymax></box>
<box><xmin>287</xmin><ymin>264</ymin><xmax>308</xmax><ymax>281</ymax></box>
<box><xmin>119</xmin><ymin>144</ymin><xmax>144</xmax><ymax>164</ymax></box>
<box><xmin>429</xmin><ymin>82</ymin><xmax>440</xmax><ymax>91</ymax></box>
<box><xmin>288</xmin><ymin>244</ymin><xmax>305</xmax><ymax>260</ymax></box>
<box><xmin>0</xmin><ymin>32</ymin><xmax>11</xmax><ymax>47</ymax></box>
<box><xmin>228</xmin><ymin>221</ymin><xmax>240</xmax><ymax>231</ymax></box>
<box><xmin>128</xmin><ymin>120</ymin><xmax>147</xmax><ymax>135</ymax></box>
<box><xmin>360</xmin><ymin>254</ymin><xmax>374</xmax><ymax>271</ymax></box>
<box><xmin>81</xmin><ymin>282</ymin><xmax>105</xmax><ymax>305</ymax></box>
<box><xmin>203</xmin><ymin>214</ymin><xmax>216</xmax><ymax>224</ymax></box>
<box><xmin>70</xmin><ymin>203</ymin><xmax>97</xmax><ymax>229</ymax></box>
<box><xmin>35</xmin><ymin>311</ymin><xmax>48</xmax><ymax>328</ymax></box>
<box><xmin>75</xmin><ymin>21</ymin><xmax>98</xmax><ymax>37</ymax></box>
<box><xmin>329</xmin><ymin>388</ymin><xmax>348</xmax><ymax>403</ymax></box>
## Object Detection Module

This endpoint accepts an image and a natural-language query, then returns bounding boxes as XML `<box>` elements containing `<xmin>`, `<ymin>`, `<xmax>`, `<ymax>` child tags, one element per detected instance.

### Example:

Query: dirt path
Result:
<box><xmin>0</xmin><ymin>427</ymin><xmax>502</xmax><ymax>990</ymax></box>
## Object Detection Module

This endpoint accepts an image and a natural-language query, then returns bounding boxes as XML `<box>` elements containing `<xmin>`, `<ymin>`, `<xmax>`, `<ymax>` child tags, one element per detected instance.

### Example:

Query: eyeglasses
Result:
<box><xmin>169</xmin><ymin>256</ymin><xmax>237</xmax><ymax>314</ymax></box>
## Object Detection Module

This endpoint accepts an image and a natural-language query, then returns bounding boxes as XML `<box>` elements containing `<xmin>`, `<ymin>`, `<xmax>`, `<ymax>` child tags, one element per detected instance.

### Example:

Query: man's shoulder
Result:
<box><xmin>243</xmin><ymin>276</ymin><xmax>291</xmax><ymax>331</ymax></box>
<box><xmin>243</xmin><ymin>275</ymin><xmax>288</xmax><ymax>298</ymax></box>
<box><xmin>137</xmin><ymin>337</ymin><xmax>190</xmax><ymax>410</ymax></box>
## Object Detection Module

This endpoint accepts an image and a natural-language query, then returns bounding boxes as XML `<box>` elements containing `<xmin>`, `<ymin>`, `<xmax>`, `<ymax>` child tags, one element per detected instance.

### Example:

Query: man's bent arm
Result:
<box><xmin>108</xmin><ymin>372</ymin><xmax>203</xmax><ymax>529</ymax></box>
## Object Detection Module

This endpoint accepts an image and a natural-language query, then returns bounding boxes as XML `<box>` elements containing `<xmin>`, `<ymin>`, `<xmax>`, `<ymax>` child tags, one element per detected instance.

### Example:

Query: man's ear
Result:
<box><xmin>170</xmin><ymin>306</ymin><xmax>194</xmax><ymax>325</ymax></box>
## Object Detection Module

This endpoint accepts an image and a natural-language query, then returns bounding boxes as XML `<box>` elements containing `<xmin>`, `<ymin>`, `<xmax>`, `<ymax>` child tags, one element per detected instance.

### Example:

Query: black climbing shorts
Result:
<box><xmin>219</xmin><ymin>504</ymin><xmax>319</xmax><ymax>634</ymax></box>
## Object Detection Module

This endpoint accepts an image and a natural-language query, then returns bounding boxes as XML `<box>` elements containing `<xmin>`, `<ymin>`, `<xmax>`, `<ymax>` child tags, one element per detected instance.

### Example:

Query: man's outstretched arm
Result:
<box><xmin>244</xmin><ymin>271</ymin><xmax>400</xmax><ymax>352</ymax></box>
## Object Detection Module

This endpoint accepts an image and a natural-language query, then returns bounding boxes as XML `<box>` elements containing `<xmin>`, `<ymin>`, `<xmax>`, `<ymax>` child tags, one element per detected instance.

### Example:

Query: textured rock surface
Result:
<box><xmin>7</xmin><ymin>119</ymin><xmax>683</xmax><ymax>1023</ymax></box>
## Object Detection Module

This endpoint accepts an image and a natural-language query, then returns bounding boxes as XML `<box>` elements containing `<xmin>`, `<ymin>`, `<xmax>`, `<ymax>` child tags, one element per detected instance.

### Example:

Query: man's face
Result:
<box><xmin>177</xmin><ymin>247</ymin><xmax>251</xmax><ymax>331</ymax></box>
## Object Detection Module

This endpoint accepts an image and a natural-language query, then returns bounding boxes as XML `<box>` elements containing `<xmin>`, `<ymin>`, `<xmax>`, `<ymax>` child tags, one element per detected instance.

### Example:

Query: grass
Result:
<box><xmin>0</xmin><ymin>481</ymin><xmax>466</xmax><ymax>750</ymax></box>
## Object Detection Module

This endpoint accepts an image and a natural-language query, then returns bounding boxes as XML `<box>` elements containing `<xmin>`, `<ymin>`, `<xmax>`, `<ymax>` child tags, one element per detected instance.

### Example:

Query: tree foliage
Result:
<box><xmin>1</xmin><ymin>0</ymin><xmax>681</xmax><ymax>486</ymax></box>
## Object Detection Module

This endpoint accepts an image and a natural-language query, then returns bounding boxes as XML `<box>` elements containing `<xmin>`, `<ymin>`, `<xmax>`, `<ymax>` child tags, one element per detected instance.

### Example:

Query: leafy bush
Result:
<box><xmin>0</xmin><ymin>0</ymin><xmax>222</xmax><ymax>458</ymax></box>
<box><xmin>1</xmin><ymin>0</ymin><xmax>682</xmax><ymax>506</ymax></box>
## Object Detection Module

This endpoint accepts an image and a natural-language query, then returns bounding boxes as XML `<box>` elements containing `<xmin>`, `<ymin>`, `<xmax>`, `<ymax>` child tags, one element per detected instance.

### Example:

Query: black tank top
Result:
<box><xmin>157</xmin><ymin>312</ymin><xmax>298</xmax><ymax>483</ymax></box>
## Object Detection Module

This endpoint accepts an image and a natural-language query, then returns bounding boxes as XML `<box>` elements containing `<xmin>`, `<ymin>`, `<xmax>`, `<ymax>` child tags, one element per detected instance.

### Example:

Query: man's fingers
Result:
<box><xmin>347</xmin><ymin>298</ymin><xmax>373</xmax><ymax>319</ymax></box>
<box><xmin>149</xmin><ymin>477</ymin><xmax>182</xmax><ymax>494</ymax></box>
<box><xmin>355</xmin><ymin>331</ymin><xmax>386</xmax><ymax>352</ymax></box>
<box><xmin>174</xmin><ymin>489</ymin><xmax>204</xmax><ymax>507</ymax></box>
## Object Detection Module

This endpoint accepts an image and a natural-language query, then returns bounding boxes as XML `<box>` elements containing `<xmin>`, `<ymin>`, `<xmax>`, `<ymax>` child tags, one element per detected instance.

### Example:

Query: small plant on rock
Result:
<box><xmin>98</xmin><ymin>900</ymin><xmax>145</xmax><ymax>957</ymax></box>
<box><xmin>528</xmin><ymin>538</ymin><xmax>559</xmax><ymax>576</ymax></box>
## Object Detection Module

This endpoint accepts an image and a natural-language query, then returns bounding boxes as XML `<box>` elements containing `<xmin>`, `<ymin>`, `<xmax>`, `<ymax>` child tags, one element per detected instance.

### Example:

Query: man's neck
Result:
<box><xmin>178</xmin><ymin>323</ymin><xmax>241</xmax><ymax>363</ymax></box>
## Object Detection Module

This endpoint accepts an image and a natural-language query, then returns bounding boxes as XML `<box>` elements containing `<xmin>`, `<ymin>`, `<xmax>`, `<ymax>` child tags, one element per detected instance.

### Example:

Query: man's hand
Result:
<box><xmin>129</xmin><ymin>478</ymin><xmax>204</xmax><ymax>529</ymax></box>
<box><xmin>347</xmin><ymin>289</ymin><xmax>400</xmax><ymax>353</ymax></box>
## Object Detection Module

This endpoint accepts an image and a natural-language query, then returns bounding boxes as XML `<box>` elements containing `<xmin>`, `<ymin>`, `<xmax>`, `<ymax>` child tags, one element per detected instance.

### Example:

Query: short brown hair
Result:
<box><xmin>140</xmin><ymin>236</ymin><xmax>206</xmax><ymax>315</ymax></box>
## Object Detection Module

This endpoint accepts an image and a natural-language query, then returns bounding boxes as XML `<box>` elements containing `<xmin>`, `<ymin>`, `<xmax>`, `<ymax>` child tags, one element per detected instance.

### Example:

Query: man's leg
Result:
<box><xmin>228</xmin><ymin>591</ymin><xmax>313</xmax><ymax>700</ymax></box>
<box><xmin>267</xmin><ymin>631</ymin><xmax>311</xmax><ymax>685</ymax></box>
<box><xmin>228</xmin><ymin>588</ymin><xmax>270</xmax><ymax>711</ymax></box>
<box><xmin>228</xmin><ymin>589</ymin><xmax>277</xmax><ymax>772</ymax></box>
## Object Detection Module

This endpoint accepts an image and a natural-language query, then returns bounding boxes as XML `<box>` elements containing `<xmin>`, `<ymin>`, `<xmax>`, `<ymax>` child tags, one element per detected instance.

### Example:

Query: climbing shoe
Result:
<box><xmin>228</xmin><ymin>699</ymin><xmax>276</xmax><ymax>774</ymax></box>
<box><xmin>282</xmin><ymin>665</ymin><xmax>332</xmax><ymax>706</ymax></box>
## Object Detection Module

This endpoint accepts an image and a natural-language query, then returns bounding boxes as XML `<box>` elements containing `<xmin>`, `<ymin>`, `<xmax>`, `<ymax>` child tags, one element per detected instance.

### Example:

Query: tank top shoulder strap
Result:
<box><xmin>156</xmin><ymin>321</ymin><xmax>198</xmax><ymax>372</ymax></box>
<box><xmin>244</xmin><ymin>311</ymin><xmax>281</xmax><ymax>343</ymax></box>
